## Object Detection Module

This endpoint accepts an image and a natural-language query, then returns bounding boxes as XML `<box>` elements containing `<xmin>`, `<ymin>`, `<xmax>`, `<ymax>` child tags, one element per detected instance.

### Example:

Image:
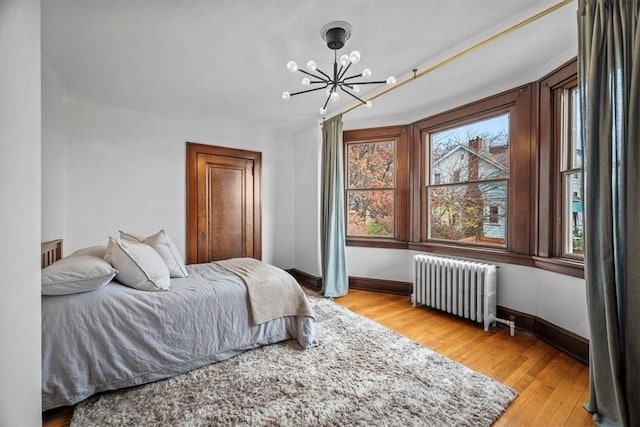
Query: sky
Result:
<box><xmin>431</xmin><ymin>113</ymin><xmax>509</xmax><ymax>149</ymax></box>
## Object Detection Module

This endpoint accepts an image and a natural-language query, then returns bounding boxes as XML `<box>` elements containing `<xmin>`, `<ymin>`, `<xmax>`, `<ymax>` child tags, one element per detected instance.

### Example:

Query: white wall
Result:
<box><xmin>0</xmin><ymin>0</ymin><xmax>43</xmax><ymax>424</ymax></box>
<box><xmin>346</xmin><ymin>247</ymin><xmax>589</xmax><ymax>339</ymax></box>
<box><xmin>41</xmin><ymin>55</ymin><xmax>67</xmax><ymax>241</ymax></box>
<box><xmin>293</xmin><ymin>124</ymin><xmax>322</xmax><ymax>276</ymax></box>
<box><xmin>58</xmin><ymin>96</ymin><xmax>296</xmax><ymax>268</ymax></box>
<box><xmin>291</xmin><ymin>120</ymin><xmax>589</xmax><ymax>340</ymax></box>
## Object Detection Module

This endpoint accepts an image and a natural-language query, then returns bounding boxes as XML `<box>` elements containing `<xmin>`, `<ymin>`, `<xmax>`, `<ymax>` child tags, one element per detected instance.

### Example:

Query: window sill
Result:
<box><xmin>408</xmin><ymin>242</ymin><xmax>533</xmax><ymax>266</ymax></box>
<box><xmin>346</xmin><ymin>240</ymin><xmax>585</xmax><ymax>279</ymax></box>
<box><xmin>346</xmin><ymin>238</ymin><xmax>409</xmax><ymax>250</ymax></box>
<box><xmin>532</xmin><ymin>256</ymin><xmax>584</xmax><ymax>279</ymax></box>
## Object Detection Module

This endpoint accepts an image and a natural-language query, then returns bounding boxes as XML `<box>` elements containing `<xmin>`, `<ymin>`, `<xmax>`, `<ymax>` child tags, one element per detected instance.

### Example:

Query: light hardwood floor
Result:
<box><xmin>336</xmin><ymin>289</ymin><xmax>593</xmax><ymax>426</ymax></box>
<box><xmin>43</xmin><ymin>289</ymin><xmax>593</xmax><ymax>426</ymax></box>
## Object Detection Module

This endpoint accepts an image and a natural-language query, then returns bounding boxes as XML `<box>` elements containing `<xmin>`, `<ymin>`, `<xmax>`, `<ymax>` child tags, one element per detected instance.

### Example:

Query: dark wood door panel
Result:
<box><xmin>198</xmin><ymin>155</ymin><xmax>253</xmax><ymax>261</ymax></box>
<box><xmin>187</xmin><ymin>143</ymin><xmax>261</xmax><ymax>264</ymax></box>
<box><xmin>207</xmin><ymin>163</ymin><xmax>245</xmax><ymax>260</ymax></box>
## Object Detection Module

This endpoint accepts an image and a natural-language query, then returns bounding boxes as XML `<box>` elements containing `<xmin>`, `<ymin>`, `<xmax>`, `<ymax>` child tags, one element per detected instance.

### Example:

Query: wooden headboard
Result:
<box><xmin>42</xmin><ymin>239</ymin><xmax>63</xmax><ymax>268</ymax></box>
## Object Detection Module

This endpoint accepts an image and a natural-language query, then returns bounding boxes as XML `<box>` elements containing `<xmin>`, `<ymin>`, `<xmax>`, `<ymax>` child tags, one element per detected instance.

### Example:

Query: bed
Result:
<box><xmin>41</xmin><ymin>239</ymin><xmax>317</xmax><ymax>411</ymax></box>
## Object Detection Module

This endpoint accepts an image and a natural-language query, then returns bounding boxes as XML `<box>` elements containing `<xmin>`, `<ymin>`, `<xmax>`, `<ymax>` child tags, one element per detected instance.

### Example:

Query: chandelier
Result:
<box><xmin>282</xmin><ymin>21</ymin><xmax>396</xmax><ymax>116</ymax></box>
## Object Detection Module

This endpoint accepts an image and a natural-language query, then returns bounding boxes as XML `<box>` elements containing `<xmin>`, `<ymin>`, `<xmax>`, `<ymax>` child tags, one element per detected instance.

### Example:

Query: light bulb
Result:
<box><xmin>353</xmin><ymin>85</ymin><xmax>360</xmax><ymax>93</ymax></box>
<box><xmin>302</xmin><ymin>77</ymin><xmax>310</xmax><ymax>86</ymax></box>
<box><xmin>306</xmin><ymin>60</ymin><xmax>317</xmax><ymax>71</ymax></box>
<box><xmin>362</xmin><ymin>68</ymin><xmax>372</xmax><ymax>78</ymax></box>
<box><xmin>320</xmin><ymin>107</ymin><xmax>327</xmax><ymax>115</ymax></box>
<box><xmin>365</xmin><ymin>101</ymin><xmax>373</xmax><ymax>109</ymax></box>
<box><xmin>339</xmin><ymin>54</ymin><xmax>350</xmax><ymax>66</ymax></box>
<box><xmin>286</xmin><ymin>61</ymin><xmax>298</xmax><ymax>73</ymax></box>
<box><xmin>349</xmin><ymin>50</ymin><xmax>361</xmax><ymax>64</ymax></box>
<box><xmin>386</xmin><ymin>76</ymin><xmax>396</xmax><ymax>86</ymax></box>
<box><xmin>330</xmin><ymin>91</ymin><xmax>340</xmax><ymax>102</ymax></box>
<box><xmin>282</xmin><ymin>91</ymin><xmax>290</xmax><ymax>100</ymax></box>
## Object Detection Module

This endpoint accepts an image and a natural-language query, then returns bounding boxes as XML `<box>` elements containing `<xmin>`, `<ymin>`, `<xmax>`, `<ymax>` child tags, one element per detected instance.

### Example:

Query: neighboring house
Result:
<box><xmin>431</xmin><ymin>137</ymin><xmax>508</xmax><ymax>241</ymax></box>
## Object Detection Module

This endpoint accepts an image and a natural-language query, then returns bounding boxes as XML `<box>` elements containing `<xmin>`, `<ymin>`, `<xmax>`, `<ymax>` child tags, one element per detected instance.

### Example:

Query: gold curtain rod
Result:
<box><xmin>342</xmin><ymin>0</ymin><xmax>575</xmax><ymax>116</ymax></box>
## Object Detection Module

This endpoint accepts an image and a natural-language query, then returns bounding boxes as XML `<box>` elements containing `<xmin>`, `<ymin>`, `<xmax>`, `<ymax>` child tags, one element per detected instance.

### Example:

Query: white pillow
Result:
<box><xmin>42</xmin><ymin>256</ymin><xmax>117</xmax><ymax>296</ymax></box>
<box><xmin>105</xmin><ymin>237</ymin><xmax>171</xmax><ymax>292</ymax></box>
<box><xmin>119</xmin><ymin>230</ymin><xmax>188</xmax><ymax>278</ymax></box>
<box><xmin>70</xmin><ymin>245</ymin><xmax>107</xmax><ymax>258</ymax></box>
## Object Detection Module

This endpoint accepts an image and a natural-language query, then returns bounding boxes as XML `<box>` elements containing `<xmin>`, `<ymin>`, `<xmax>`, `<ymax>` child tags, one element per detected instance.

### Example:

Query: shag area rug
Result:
<box><xmin>71</xmin><ymin>294</ymin><xmax>517</xmax><ymax>426</ymax></box>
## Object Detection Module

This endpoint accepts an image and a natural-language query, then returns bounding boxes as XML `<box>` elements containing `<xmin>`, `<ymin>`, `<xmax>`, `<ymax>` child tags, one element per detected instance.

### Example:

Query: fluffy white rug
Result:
<box><xmin>71</xmin><ymin>294</ymin><xmax>516</xmax><ymax>426</ymax></box>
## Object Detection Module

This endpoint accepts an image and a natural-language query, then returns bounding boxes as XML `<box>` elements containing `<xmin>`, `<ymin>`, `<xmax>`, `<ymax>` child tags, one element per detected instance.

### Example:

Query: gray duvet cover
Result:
<box><xmin>42</xmin><ymin>262</ymin><xmax>317</xmax><ymax>410</ymax></box>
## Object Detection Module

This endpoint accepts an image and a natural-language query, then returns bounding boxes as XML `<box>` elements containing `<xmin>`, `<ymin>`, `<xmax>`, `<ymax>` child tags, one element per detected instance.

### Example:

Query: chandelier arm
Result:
<box><xmin>340</xmin><ymin>86</ymin><xmax>368</xmax><ymax>105</ymax></box>
<box><xmin>288</xmin><ymin>85</ymin><xmax>330</xmax><ymax>97</ymax></box>
<box><xmin>337</xmin><ymin>62</ymin><xmax>352</xmax><ymax>81</ymax></box>
<box><xmin>298</xmin><ymin>68</ymin><xmax>329</xmax><ymax>82</ymax></box>
<box><xmin>321</xmin><ymin>92</ymin><xmax>332</xmax><ymax>111</ymax></box>
<box><xmin>312</xmin><ymin>67</ymin><xmax>332</xmax><ymax>82</ymax></box>
<box><xmin>342</xmin><ymin>73</ymin><xmax>363</xmax><ymax>81</ymax></box>
<box><xmin>346</xmin><ymin>80</ymin><xmax>388</xmax><ymax>85</ymax></box>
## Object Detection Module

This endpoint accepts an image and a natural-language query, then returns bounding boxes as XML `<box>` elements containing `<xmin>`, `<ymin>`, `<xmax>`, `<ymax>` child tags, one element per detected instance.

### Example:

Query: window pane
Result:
<box><xmin>347</xmin><ymin>141</ymin><xmax>394</xmax><ymax>189</ymax></box>
<box><xmin>564</xmin><ymin>171</ymin><xmax>584</xmax><ymax>256</ymax></box>
<box><xmin>428</xmin><ymin>181</ymin><xmax>507</xmax><ymax>245</ymax></box>
<box><xmin>430</xmin><ymin>114</ymin><xmax>509</xmax><ymax>184</ymax></box>
<box><xmin>570</xmin><ymin>88</ymin><xmax>582</xmax><ymax>169</ymax></box>
<box><xmin>347</xmin><ymin>190</ymin><xmax>394</xmax><ymax>237</ymax></box>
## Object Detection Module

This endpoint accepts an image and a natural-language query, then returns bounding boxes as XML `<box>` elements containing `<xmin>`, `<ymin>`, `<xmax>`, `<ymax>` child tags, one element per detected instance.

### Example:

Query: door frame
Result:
<box><xmin>186</xmin><ymin>142</ymin><xmax>262</xmax><ymax>264</ymax></box>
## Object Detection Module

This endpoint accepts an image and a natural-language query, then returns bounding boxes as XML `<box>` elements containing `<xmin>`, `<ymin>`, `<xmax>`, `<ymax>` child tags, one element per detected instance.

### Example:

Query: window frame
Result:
<box><xmin>559</xmin><ymin>87</ymin><xmax>583</xmax><ymax>259</ymax></box>
<box><xmin>409</xmin><ymin>85</ymin><xmax>534</xmax><ymax>265</ymax></box>
<box><xmin>425</xmin><ymin>112</ymin><xmax>511</xmax><ymax>248</ymax></box>
<box><xmin>342</xmin><ymin>59</ymin><xmax>584</xmax><ymax>277</ymax></box>
<box><xmin>344</xmin><ymin>125</ymin><xmax>410</xmax><ymax>249</ymax></box>
<box><xmin>535</xmin><ymin>59</ymin><xmax>584</xmax><ymax>278</ymax></box>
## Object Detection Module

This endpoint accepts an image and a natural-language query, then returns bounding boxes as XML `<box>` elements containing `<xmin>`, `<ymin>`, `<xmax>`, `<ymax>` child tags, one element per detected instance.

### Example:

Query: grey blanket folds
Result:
<box><xmin>41</xmin><ymin>262</ymin><xmax>317</xmax><ymax>410</ymax></box>
<box><xmin>214</xmin><ymin>257</ymin><xmax>314</xmax><ymax>324</ymax></box>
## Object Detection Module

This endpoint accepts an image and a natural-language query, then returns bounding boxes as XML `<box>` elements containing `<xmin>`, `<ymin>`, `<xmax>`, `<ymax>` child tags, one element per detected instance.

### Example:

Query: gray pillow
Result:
<box><xmin>120</xmin><ymin>230</ymin><xmax>188</xmax><ymax>278</ymax></box>
<box><xmin>105</xmin><ymin>237</ymin><xmax>171</xmax><ymax>291</ymax></box>
<box><xmin>42</xmin><ymin>256</ymin><xmax>117</xmax><ymax>296</ymax></box>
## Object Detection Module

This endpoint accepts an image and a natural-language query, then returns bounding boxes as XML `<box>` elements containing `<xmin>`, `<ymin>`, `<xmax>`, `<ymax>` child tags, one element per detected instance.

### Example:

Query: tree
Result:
<box><xmin>429</xmin><ymin>127</ymin><xmax>509</xmax><ymax>244</ymax></box>
<box><xmin>346</xmin><ymin>141</ymin><xmax>395</xmax><ymax>237</ymax></box>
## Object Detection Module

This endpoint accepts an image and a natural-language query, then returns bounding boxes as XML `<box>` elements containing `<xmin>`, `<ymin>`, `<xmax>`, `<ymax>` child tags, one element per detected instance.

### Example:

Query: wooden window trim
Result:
<box><xmin>537</xmin><ymin>58</ymin><xmax>583</xmax><ymax>277</ymax></box>
<box><xmin>343</xmin><ymin>60</ymin><xmax>584</xmax><ymax>279</ymax></box>
<box><xmin>344</xmin><ymin>125</ymin><xmax>410</xmax><ymax>246</ymax></box>
<box><xmin>412</xmin><ymin>84</ymin><xmax>534</xmax><ymax>255</ymax></box>
<box><xmin>532</xmin><ymin>256</ymin><xmax>584</xmax><ymax>279</ymax></box>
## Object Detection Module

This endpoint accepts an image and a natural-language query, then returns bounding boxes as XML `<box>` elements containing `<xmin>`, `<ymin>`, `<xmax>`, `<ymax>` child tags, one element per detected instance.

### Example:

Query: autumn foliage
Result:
<box><xmin>345</xmin><ymin>115</ymin><xmax>510</xmax><ymax>245</ymax></box>
<box><xmin>346</xmin><ymin>141</ymin><xmax>394</xmax><ymax>237</ymax></box>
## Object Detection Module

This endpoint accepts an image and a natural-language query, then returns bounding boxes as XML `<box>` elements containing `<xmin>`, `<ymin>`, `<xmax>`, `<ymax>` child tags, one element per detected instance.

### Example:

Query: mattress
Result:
<box><xmin>42</xmin><ymin>262</ymin><xmax>317</xmax><ymax>410</ymax></box>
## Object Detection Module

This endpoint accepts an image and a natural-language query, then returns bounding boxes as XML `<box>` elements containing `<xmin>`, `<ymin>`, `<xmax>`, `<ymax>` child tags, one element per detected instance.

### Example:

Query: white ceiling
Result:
<box><xmin>41</xmin><ymin>0</ymin><xmax>578</xmax><ymax>133</ymax></box>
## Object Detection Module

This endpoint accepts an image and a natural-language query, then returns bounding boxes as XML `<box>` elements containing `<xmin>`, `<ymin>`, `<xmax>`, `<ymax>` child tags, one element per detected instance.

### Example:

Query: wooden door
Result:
<box><xmin>186</xmin><ymin>143</ymin><xmax>261</xmax><ymax>264</ymax></box>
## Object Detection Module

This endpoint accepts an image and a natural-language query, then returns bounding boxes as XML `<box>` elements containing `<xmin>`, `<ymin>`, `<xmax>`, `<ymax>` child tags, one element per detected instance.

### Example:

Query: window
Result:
<box><xmin>427</xmin><ymin>114</ymin><xmax>509</xmax><ymax>246</ymax></box>
<box><xmin>342</xmin><ymin>59</ymin><xmax>584</xmax><ymax>277</ymax></box>
<box><xmin>346</xmin><ymin>140</ymin><xmax>395</xmax><ymax>237</ymax></box>
<box><xmin>561</xmin><ymin>87</ymin><xmax>583</xmax><ymax>258</ymax></box>
<box><xmin>412</xmin><ymin>85</ymin><xmax>533</xmax><ymax>260</ymax></box>
<box><xmin>536</xmin><ymin>58</ymin><xmax>583</xmax><ymax>277</ymax></box>
<box><xmin>488</xmin><ymin>205</ymin><xmax>500</xmax><ymax>224</ymax></box>
<box><xmin>344</xmin><ymin>125</ymin><xmax>409</xmax><ymax>247</ymax></box>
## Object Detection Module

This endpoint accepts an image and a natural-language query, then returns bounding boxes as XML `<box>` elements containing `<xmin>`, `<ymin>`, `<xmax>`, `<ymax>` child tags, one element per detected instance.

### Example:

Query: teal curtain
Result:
<box><xmin>321</xmin><ymin>114</ymin><xmax>348</xmax><ymax>297</ymax></box>
<box><xmin>578</xmin><ymin>1</ymin><xmax>640</xmax><ymax>425</ymax></box>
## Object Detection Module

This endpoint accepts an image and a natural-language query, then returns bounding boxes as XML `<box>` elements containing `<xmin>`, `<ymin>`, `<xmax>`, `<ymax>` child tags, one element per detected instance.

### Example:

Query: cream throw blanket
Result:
<box><xmin>214</xmin><ymin>258</ymin><xmax>314</xmax><ymax>325</ymax></box>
